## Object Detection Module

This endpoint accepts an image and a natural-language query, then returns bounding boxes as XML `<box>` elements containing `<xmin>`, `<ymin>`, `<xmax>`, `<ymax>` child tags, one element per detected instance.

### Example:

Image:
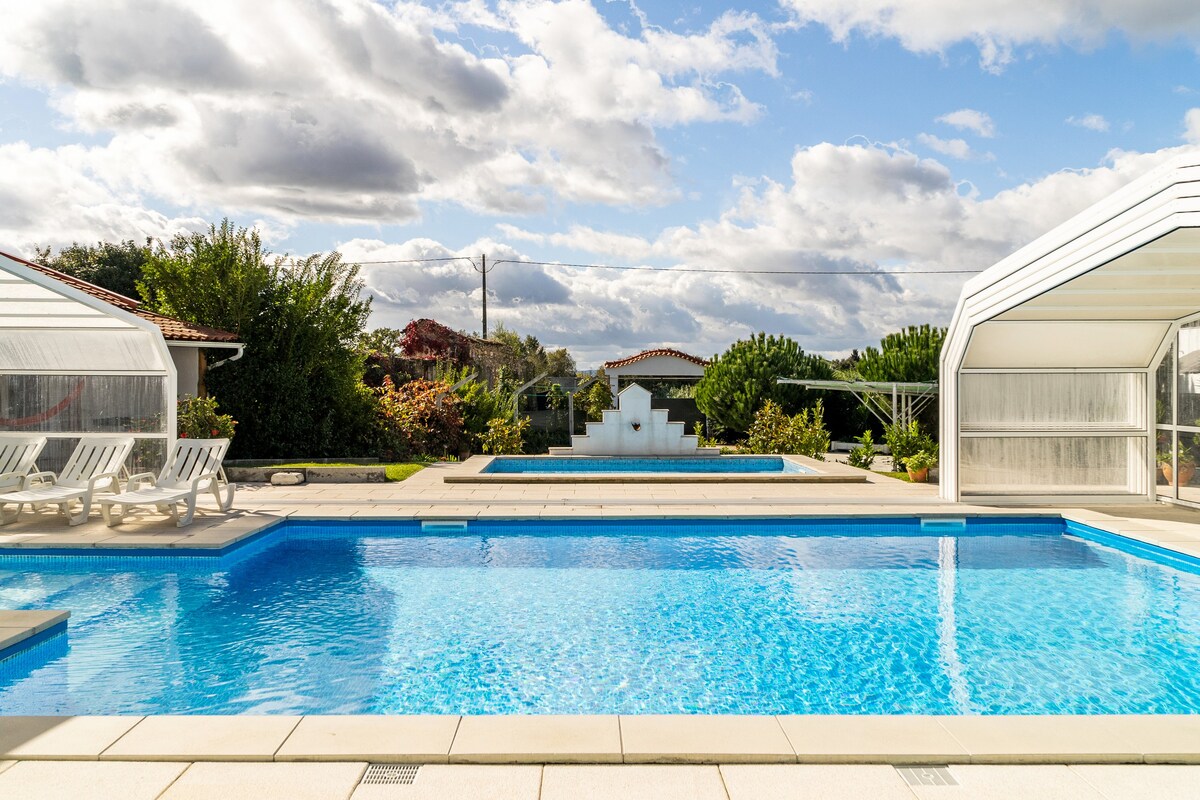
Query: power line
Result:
<box><xmin>492</xmin><ymin>259</ymin><xmax>981</xmax><ymax>275</ymax></box>
<box><xmin>336</xmin><ymin>255</ymin><xmax>980</xmax><ymax>275</ymax></box>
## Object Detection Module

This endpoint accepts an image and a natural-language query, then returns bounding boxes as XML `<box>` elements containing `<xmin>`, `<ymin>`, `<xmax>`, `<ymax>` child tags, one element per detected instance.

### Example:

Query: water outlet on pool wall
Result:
<box><xmin>631</xmin><ymin>421</ymin><xmax>641</xmax><ymax>431</ymax></box>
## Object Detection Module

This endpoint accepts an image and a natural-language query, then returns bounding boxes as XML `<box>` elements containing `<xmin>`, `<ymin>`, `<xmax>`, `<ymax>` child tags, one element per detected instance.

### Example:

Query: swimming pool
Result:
<box><xmin>481</xmin><ymin>456</ymin><xmax>813</xmax><ymax>474</ymax></box>
<box><xmin>2</xmin><ymin>516</ymin><xmax>1199</xmax><ymax>715</ymax></box>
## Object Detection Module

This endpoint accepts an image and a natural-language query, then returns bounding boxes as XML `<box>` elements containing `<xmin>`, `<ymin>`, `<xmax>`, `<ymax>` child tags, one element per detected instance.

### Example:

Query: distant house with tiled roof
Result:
<box><xmin>1</xmin><ymin>250</ymin><xmax>243</xmax><ymax>398</ymax></box>
<box><xmin>601</xmin><ymin>348</ymin><xmax>709</xmax><ymax>396</ymax></box>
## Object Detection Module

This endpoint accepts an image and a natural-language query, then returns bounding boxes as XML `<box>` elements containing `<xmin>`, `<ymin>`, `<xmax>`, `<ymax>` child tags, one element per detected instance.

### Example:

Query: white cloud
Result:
<box><xmin>936</xmin><ymin>109</ymin><xmax>995</xmax><ymax>138</ymax></box>
<box><xmin>0</xmin><ymin>0</ymin><xmax>778</xmax><ymax>222</ymax></box>
<box><xmin>356</xmin><ymin>141</ymin><xmax>1188</xmax><ymax>366</ymax></box>
<box><xmin>0</xmin><ymin>142</ymin><xmax>204</xmax><ymax>254</ymax></box>
<box><xmin>916</xmin><ymin>133</ymin><xmax>985</xmax><ymax>160</ymax></box>
<box><xmin>1186</xmin><ymin>108</ymin><xmax>1200</xmax><ymax>143</ymax></box>
<box><xmin>1067</xmin><ymin>114</ymin><xmax>1111</xmax><ymax>132</ymax></box>
<box><xmin>781</xmin><ymin>0</ymin><xmax>1200</xmax><ymax>70</ymax></box>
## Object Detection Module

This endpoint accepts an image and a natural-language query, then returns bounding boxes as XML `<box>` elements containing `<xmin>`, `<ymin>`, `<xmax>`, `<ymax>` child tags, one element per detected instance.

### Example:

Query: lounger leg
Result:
<box><xmin>178</xmin><ymin>494</ymin><xmax>197</xmax><ymax>527</ymax></box>
<box><xmin>101</xmin><ymin>502</ymin><xmax>123</xmax><ymax>527</ymax></box>
<box><xmin>68</xmin><ymin>494</ymin><xmax>90</xmax><ymax>526</ymax></box>
<box><xmin>211</xmin><ymin>480</ymin><xmax>235</xmax><ymax>512</ymax></box>
<box><xmin>0</xmin><ymin>502</ymin><xmax>22</xmax><ymax>526</ymax></box>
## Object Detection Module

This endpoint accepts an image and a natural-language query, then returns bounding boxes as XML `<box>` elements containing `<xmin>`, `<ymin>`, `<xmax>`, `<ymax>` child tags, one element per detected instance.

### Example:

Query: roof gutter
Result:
<box><xmin>207</xmin><ymin>344</ymin><xmax>245</xmax><ymax>370</ymax></box>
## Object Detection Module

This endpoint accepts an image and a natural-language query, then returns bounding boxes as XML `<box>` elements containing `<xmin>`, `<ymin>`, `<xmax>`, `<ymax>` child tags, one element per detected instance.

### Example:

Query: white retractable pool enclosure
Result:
<box><xmin>941</xmin><ymin>153</ymin><xmax>1200</xmax><ymax>505</ymax></box>
<box><xmin>0</xmin><ymin>253</ymin><xmax>177</xmax><ymax>473</ymax></box>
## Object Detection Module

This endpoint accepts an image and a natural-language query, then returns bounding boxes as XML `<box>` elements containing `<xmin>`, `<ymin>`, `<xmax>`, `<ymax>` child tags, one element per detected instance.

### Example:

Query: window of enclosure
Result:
<box><xmin>960</xmin><ymin>372</ymin><xmax>1146</xmax><ymax>430</ymax></box>
<box><xmin>960</xmin><ymin>436</ymin><xmax>1149</xmax><ymax>496</ymax></box>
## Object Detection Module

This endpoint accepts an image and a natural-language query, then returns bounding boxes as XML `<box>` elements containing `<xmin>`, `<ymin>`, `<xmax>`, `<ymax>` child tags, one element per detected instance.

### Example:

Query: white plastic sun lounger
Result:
<box><xmin>100</xmin><ymin>438</ymin><xmax>235</xmax><ymax>528</ymax></box>
<box><xmin>0</xmin><ymin>435</ymin><xmax>47</xmax><ymax>491</ymax></box>
<box><xmin>0</xmin><ymin>436</ymin><xmax>133</xmax><ymax>526</ymax></box>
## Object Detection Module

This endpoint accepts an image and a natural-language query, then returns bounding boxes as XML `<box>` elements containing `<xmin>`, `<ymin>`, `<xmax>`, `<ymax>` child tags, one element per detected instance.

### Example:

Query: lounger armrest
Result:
<box><xmin>190</xmin><ymin>471</ymin><xmax>221</xmax><ymax>493</ymax></box>
<box><xmin>0</xmin><ymin>470</ymin><xmax>28</xmax><ymax>487</ymax></box>
<box><xmin>21</xmin><ymin>471</ymin><xmax>58</xmax><ymax>489</ymax></box>
<box><xmin>125</xmin><ymin>472</ymin><xmax>157</xmax><ymax>490</ymax></box>
<box><xmin>87</xmin><ymin>471</ymin><xmax>123</xmax><ymax>493</ymax></box>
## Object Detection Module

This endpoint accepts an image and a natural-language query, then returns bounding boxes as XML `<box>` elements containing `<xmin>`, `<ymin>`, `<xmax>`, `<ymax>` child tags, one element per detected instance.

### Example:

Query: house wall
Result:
<box><xmin>606</xmin><ymin>355</ymin><xmax>706</xmax><ymax>396</ymax></box>
<box><xmin>169</xmin><ymin>346</ymin><xmax>202</xmax><ymax>398</ymax></box>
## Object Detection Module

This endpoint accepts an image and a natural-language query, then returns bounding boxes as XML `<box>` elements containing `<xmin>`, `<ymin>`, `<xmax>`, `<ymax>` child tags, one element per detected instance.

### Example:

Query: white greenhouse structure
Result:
<box><xmin>0</xmin><ymin>252</ymin><xmax>178</xmax><ymax>473</ymax></box>
<box><xmin>941</xmin><ymin>152</ymin><xmax>1200</xmax><ymax>506</ymax></box>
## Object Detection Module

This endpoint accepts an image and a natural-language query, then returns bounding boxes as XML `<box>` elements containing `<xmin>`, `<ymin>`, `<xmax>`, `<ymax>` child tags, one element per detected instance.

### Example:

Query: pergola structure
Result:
<box><xmin>0</xmin><ymin>253</ymin><xmax>178</xmax><ymax>473</ymax></box>
<box><xmin>778</xmin><ymin>378</ymin><xmax>937</xmax><ymax>428</ymax></box>
<box><xmin>941</xmin><ymin>153</ymin><xmax>1200</xmax><ymax>505</ymax></box>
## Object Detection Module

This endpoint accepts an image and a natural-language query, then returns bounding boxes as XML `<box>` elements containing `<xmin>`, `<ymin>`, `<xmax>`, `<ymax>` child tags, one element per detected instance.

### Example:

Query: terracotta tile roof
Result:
<box><xmin>603</xmin><ymin>348</ymin><xmax>709</xmax><ymax>369</ymax></box>
<box><xmin>3</xmin><ymin>251</ymin><xmax>240</xmax><ymax>344</ymax></box>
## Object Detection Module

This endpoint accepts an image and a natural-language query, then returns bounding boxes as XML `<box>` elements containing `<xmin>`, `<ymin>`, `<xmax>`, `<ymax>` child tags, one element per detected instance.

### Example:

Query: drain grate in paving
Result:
<box><xmin>361</xmin><ymin>764</ymin><xmax>421</xmax><ymax>785</ymax></box>
<box><xmin>897</xmin><ymin>766</ymin><xmax>958</xmax><ymax>786</ymax></box>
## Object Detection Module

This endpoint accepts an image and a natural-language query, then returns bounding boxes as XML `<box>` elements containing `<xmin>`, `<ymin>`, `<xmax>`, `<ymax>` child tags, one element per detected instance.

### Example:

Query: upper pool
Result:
<box><xmin>2</xmin><ymin>516</ymin><xmax>1200</xmax><ymax>716</ymax></box>
<box><xmin>482</xmin><ymin>456</ymin><xmax>813</xmax><ymax>474</ymax></box>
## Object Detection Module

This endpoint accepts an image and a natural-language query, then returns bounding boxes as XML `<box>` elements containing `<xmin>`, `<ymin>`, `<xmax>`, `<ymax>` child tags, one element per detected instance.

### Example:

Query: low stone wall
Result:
<box><xmin>226</xmin><ymin>465</ymin><xmax>386</xmax><ymax>483</ymax></box>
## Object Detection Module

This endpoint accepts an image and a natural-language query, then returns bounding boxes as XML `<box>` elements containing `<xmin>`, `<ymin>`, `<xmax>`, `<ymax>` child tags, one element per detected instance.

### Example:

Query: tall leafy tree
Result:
<box><xmin>856</xmin><ymin>325</ymin><xmax>947</xmax><ymax>382</ymax></box>
<box><xmin>695</xmin><ymin>333</ymin><xmax>835</xmax><ymax>436</ymax></box>
<box><xmin>139</xmin><ymin>220</ymin><xmax>375</xmax><ymax>458</ymax></box>
<box><xmin>34</xmin><ymin>239</ymin><xmax>153</xmax><ymax>299</ymax></box>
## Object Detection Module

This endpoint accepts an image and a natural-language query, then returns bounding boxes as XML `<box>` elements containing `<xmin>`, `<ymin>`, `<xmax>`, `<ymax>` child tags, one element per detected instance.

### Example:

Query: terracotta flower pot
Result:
<box><xmin>1162</xmin><ymin>463</ymin><xmax>1197</xmax><ymax>485</ymax></box>
<box><xmin>907</xmin><ymin>467</ymin><xmax>929</xmax><ymax>483</ymax></box>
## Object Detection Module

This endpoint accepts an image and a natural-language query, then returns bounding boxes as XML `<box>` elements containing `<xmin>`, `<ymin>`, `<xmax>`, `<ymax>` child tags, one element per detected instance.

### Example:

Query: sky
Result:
<box><xmin>1</xmin><ymin>0</ymin><xmax>1199</xmax><ymax>367</ymax></box>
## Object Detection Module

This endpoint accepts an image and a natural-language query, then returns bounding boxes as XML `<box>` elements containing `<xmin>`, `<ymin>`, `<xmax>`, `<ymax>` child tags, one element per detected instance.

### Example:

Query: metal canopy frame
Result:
<box><xmin>777</xmin><ymin>378</ymin><xmax>938</xmax><ymax>428</ymax></box>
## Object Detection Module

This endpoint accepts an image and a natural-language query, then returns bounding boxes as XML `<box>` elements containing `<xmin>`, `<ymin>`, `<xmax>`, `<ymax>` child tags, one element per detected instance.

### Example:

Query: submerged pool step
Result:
<box><xmin>920</xmin><ymin>517</ymin><xmax>967</xmax><ymax>532</ymax></box>
<box><xmin>421</xmin><ymin>520</ymin><xmax>469</xmax><ymax>532</ymax></box>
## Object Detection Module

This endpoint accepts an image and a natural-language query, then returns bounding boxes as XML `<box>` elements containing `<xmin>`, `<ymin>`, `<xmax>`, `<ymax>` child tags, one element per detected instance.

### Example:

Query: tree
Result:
<box><xmin>694</xmin><ymin>333</ymin><xmax>834</xmax><ymax>436</ymax></box>
<box><xmin>855</xmin><ymin>324</ymin><xmax>946</xmax><ymax>439</ymax></box>
<box><xmin>34</xmin><ymin>239</ymin><xmax>153</xmax><ymax>299</ymax></box>
<box><xmin>488</xmin><ymin>324</ymin><xmax>576</xmax><ymax>380</ymax></box>
<box><xmin>139</xmin><ymin>220</ymin><xmax>375</xmax><ymax>458</ymax></box>
<box><xmin>857</xmin><ymin>325</ymin><xmax>946</xmax><ymax>383</ymax></box>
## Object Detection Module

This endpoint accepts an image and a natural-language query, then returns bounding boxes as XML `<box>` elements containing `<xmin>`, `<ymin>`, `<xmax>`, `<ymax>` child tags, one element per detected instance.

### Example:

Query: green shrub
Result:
<box><xmin>904</xmin><ymin>448</ymin><xmax>938</xmax><ymax>472</ymax></box>
<box><xmin>375</xmin><ymin>378</ymin><xmax>464</xmax><ymax>458</ymax></box>
<box><xmin>847</xmin><ymin>429</ymin><xmax>876</xmax><ymax>470</ymax></box>
<box><xmin>884</xmin><ymin>421</ymin><xmax>936</xmax><ymax>469</ymax></box>
<box><xmin>177</xmin><ymin>395</ymin><xmax>236</xmax><ymax>440</ymax></box>
<box><xmin>480</xmin><ymin>416</ymin><xmax>530</xmax><ymax>455</ymax></box>
<box><xmin>442</xmin><ymin>366</ymin><xmax>507</xmax><ymax>452</ymax></box>
<box><xmin>745</xmin><ymin>400</ymin><xmax>829</xmax><ymax>459</ymax></box>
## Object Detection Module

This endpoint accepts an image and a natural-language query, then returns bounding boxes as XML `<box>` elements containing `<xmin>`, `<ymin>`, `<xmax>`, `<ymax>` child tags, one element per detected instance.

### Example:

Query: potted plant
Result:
<box><xmin>904</xmin><ymin>449</ymin><xmax>938</xmax><ymax>483</ymax></box>
<box><xmin>1158</xmin><ymin>444</ymin><xmax>1197</xmax><ymax>485</ymax></box>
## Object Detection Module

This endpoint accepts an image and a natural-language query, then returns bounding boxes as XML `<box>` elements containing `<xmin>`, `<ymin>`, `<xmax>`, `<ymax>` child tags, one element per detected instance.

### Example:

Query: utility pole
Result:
<box><xmin>470</xmin><ymin>254</ymin><xmax>494</xmax><ymax>337</ymax></box>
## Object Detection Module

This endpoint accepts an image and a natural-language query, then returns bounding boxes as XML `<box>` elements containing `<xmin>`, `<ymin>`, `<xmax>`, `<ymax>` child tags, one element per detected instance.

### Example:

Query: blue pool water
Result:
<box><xmin>2</xmin><ymin>516</ymin><xmax>1200</xmax><ymax>715</ymax></box>
<box><xmin>482</xmin><ymin>456</ymin><xmax>812</xmax><ymax>474</ymax></box>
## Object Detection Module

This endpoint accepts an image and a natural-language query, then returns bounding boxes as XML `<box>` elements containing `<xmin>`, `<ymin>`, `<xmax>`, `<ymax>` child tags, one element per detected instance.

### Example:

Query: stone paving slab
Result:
<box><xmin>350</xmin><ymin>765</ymin><xmax>543</xmax><ymax>800</ymax></box>
<box><xmin>720</xmin><ymin>764</ymin><xmax>919</xmax><ymax>800</ymax></box>
<box><xmin>0</xmin><ymin>760</ymin><xmax>188</xmax><ymax>800</ymax></box>
<box><xmin>450</xmin><ymin>716</ymin><xmax>622</xmax><ymax>764</ymax></box>
<box><xmin>101</xmin><ymin>716</ymin><xmax>303</xmax><ymax>762</ymax></box>
<box><xmin>276</xmin><ymin>716</ymin><xmax>460</xmax><ymax>763</ymax></box>
<box><xmin>160</xmin><ymin>761</ymin><xmax>367</xmax><ymax>800</ymax></box>
<box><xmin>540</xmin><ymin>765</ymin><xmax>728</xmax><ymax>800</ymax></box>
<box><xmin>0</xmin><ymin>716</ymin><xmax>142</xmax><ymax>760</ymax></box>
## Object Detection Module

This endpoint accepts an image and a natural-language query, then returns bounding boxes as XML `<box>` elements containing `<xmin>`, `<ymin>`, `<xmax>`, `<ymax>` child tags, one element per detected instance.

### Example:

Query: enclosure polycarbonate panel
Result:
<box><xmin>962</xmin><ymin>321</ymin><xmax>1170</xmax><ymax>369</ymax></box>
<box><xmin>0</xmin><ymin>329</ymin><xmax>166</xmax><ymax>372</ymax></box>
<box><xmin>0</xmin><ymin>375</ymin><xmax>167</xmax><ymax>434</ymax></box>
<box><xmin>960</xmin><ymin>373</ymin><xmax>1147</xmax><ymax>430</ymax></box>
<box><xmin>960</xmin><ymin>436</ymin><xmax>1148</xmax><ymax>495</ymax></box>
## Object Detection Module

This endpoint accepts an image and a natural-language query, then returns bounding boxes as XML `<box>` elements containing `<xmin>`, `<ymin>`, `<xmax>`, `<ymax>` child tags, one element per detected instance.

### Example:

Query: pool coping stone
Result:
<box><xmin>1</xmin><ymin>715</ymin><xmax>1200</xmax><ymax>764</ymax></box>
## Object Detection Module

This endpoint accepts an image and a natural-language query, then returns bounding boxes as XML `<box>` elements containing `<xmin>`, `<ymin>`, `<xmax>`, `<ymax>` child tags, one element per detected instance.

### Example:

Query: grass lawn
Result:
<box><xmin>274</xmin><ymin>462</ymin><xmax>427</xmax><ymax>482</ymax></box>
<box><xmin>879</xmin><ymin>470</ymin><xmax>913</xmax><ymax>482</ymax></box>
